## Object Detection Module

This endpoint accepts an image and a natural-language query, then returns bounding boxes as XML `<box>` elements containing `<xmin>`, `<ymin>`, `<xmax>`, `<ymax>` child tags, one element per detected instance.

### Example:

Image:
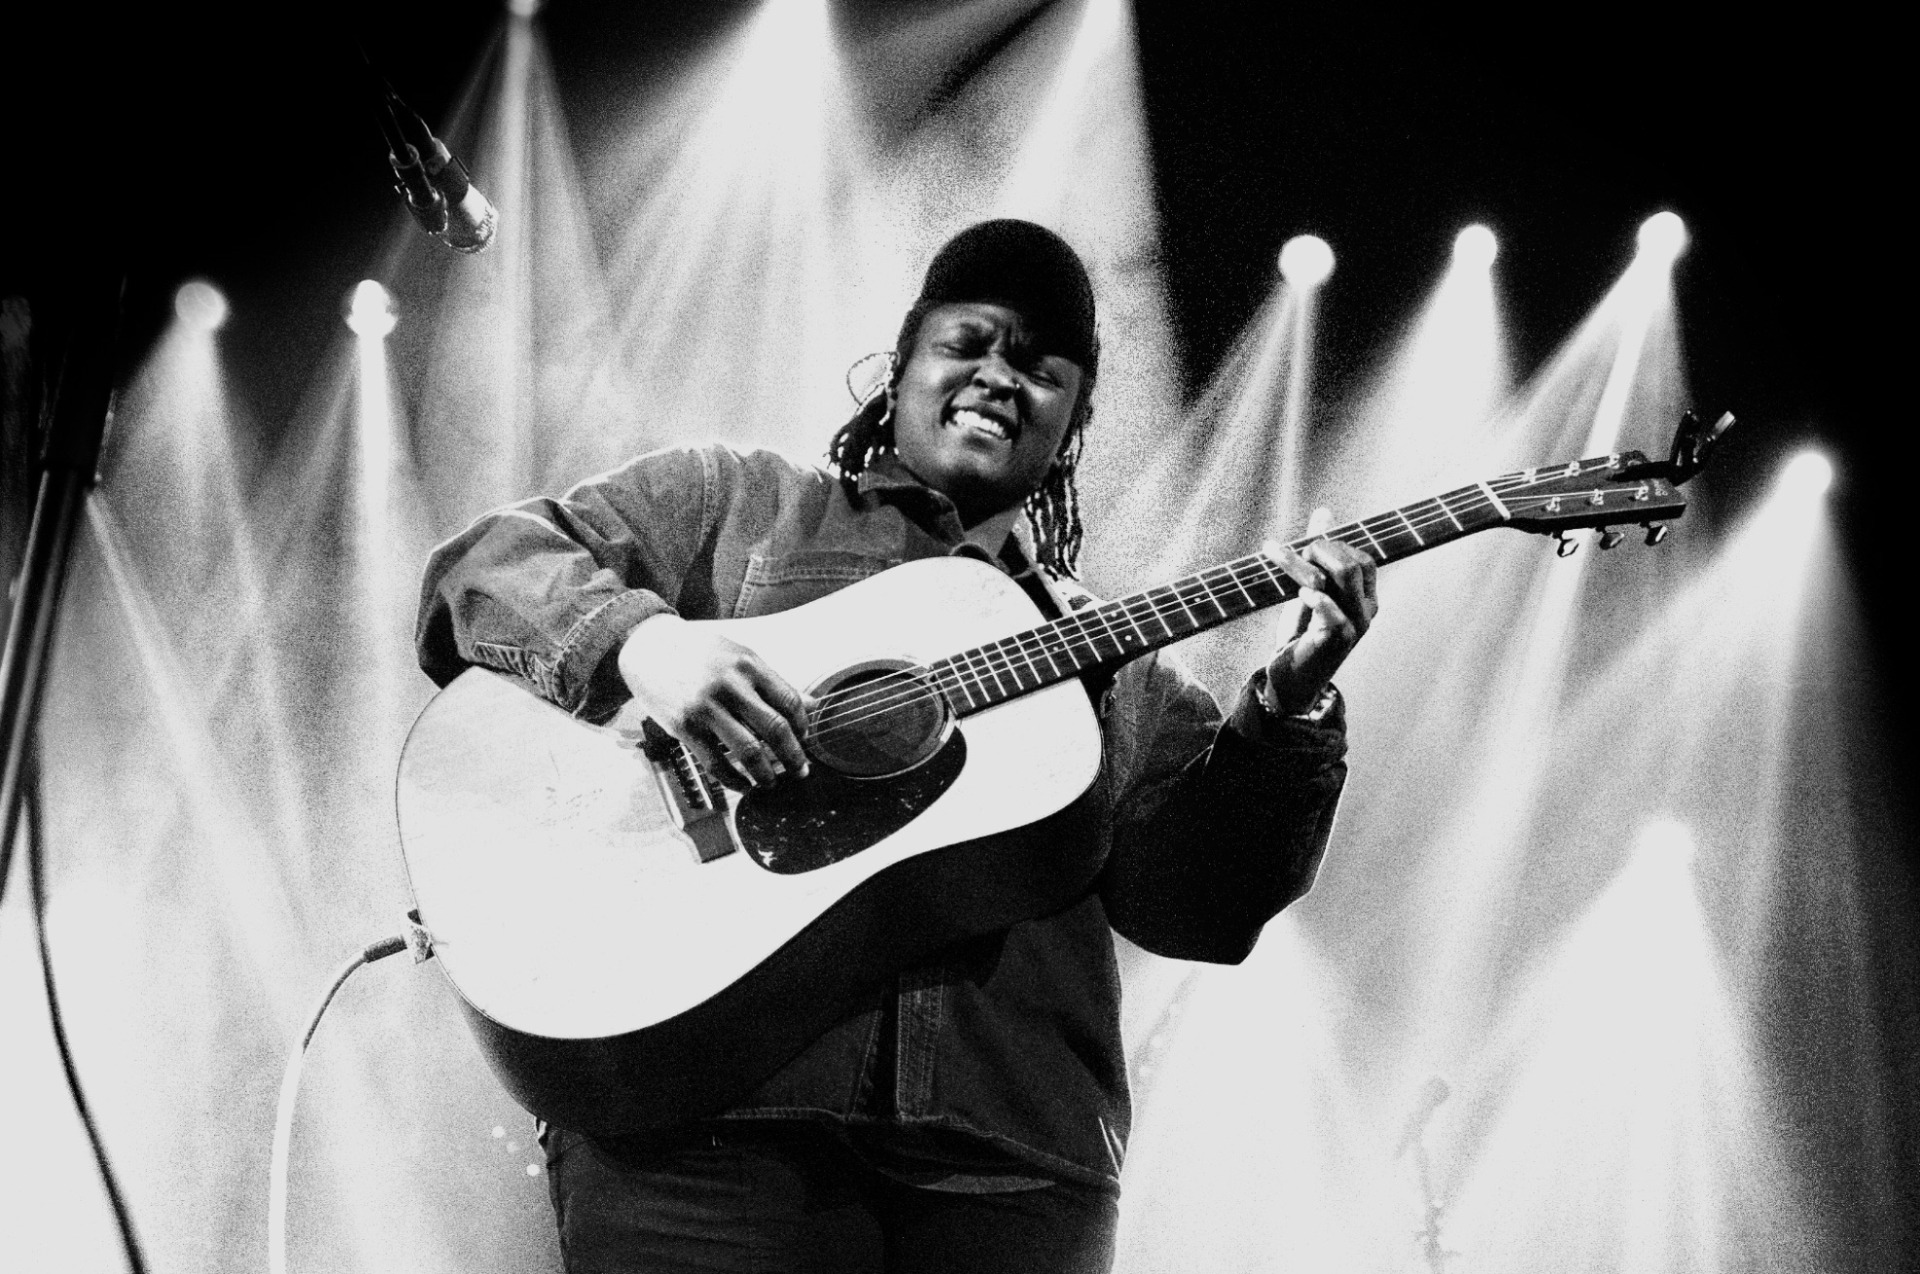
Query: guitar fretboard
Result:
<box><xmin>927</xmin><ymin>479</ymin><xmax>1512</xmax><ymax>716</ymax></box>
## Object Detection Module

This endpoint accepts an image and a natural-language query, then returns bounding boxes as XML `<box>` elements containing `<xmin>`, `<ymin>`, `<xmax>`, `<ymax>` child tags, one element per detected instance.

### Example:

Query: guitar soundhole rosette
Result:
<box><xmin>803</xmin><ymin>659</ymin><xmax>953</xmax><ymax>779</ymax></box>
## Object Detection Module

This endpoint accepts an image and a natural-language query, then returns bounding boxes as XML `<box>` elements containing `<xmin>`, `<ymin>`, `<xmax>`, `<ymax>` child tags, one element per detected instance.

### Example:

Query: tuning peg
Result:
<box><xmin>1643</xmin><ymin>523</ymin><xmax>1670</xmax><ymax>546</ymax></box>
<box><xmin>1555</xmin><ymin>533</ymin><xmax>1579</xmax><ymax>558</ymax></box>
<box><xmin>1597</xmin><ymin>527</ymin><xmax>1625</xmax><ymax>550</ymax></box>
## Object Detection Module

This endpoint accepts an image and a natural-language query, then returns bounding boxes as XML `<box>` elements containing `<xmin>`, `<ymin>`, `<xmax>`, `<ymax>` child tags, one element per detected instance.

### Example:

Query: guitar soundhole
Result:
<box><xmin>803</xmin><ymin>660</ymin><xmax>953</xmax><ymax>779</ymax></box>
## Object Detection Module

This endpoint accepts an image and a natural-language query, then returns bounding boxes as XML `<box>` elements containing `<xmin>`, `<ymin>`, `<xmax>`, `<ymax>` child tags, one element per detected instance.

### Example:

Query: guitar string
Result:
<box><xmin>800</xmin><ymin>471</ymin><xmax>1655</xmax><ymax>741</ymax></box>
<box><xmin>697</xmin><ymin>531</ymin><xmax>1383</xmax><ymax>779</ymax></box>
<box><xmin>805</xmin><ymin>458</ymin><xmax>1638</xmax><ymax>721</ymax></box>
<box><xmin>798</xmin><ymin>471</ymin><xmax>1657</xmax><ymax>743</ymax></box>
<box><xmin>687</xmin><ymin>472</ymin><xmax>1657</xmax><ymax>782</ymax></box>
<box><xmin>676</xmin><ymin>462</ymin><xmax>1659</xmax><ymax>782</ymax></box>
<box><xmin>807</xmin><ymin>488</ymin><xmax>1488</xmax><ymax>728</ymax></box>
<box><xmin>807</xmin><ymin>557</ymin><xmax>1303</xmax><ymax>742</ymax></box>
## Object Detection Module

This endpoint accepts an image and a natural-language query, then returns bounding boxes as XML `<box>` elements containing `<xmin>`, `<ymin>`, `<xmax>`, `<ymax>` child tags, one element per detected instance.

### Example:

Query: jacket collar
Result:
<box><xmin>852</xmin><ymin>452</ymin><xmax>1037</xmax><ymax>566</ymax></box>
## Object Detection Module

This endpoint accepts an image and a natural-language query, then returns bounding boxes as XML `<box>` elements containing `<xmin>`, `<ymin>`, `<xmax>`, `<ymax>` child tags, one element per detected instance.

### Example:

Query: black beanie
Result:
<box><xmin>913</xmin><ymin>219</ymin><xmax>1098</xmax><ymax>373</ymax></box>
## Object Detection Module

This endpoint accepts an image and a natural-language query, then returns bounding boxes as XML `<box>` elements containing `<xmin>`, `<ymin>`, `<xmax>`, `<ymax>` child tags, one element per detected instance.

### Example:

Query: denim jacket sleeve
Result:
<box><xmin>415</xmin><ymin>445</ymin><xmax>720</xmax><ymax>720</ymax></box>
<box><xmin>1097</xmin><ymin>653</ymin><xmax>1348</xmax><ymax>964</ymax></box>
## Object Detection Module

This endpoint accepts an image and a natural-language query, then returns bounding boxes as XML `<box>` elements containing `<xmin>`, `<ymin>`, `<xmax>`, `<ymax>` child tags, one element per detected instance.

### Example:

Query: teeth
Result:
<box><xmin>951</xmin><ymin>408</ymin><xmax>1010</xmax><ymax>440</ymax></box>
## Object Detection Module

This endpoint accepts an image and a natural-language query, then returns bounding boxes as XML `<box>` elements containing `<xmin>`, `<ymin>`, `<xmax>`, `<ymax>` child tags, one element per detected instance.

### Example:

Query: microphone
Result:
<box><xmin>407</xmin><ymin>135</ymin><xmax>498</xmax><ymax>254</ymax></box>
<box><xmin>371</xmin><ymin>72</ymin><xmax>497</xmax><ymax>254</ymax></box>
<box><xmin>1395</xmin><ymin>1076</ymin><xmax>1451</xmax><ymax>1157</ymax></box>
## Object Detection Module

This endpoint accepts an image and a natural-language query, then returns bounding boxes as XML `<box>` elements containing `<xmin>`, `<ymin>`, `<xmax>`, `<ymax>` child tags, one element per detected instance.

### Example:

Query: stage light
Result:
<box><xmin>1636</xmin><ymin>211</ymin><xmax>1688</xmax><ymax>262</ymax></box>
<box><xmin>1780</xmin><ymin>450</ymin><xmax>1834</xmax><ymax>498</ymax></box>
<box><xmin>344</xmin><ymin>281</ymin><xmax>397</xmax><ymax>338</ymax></box>
<box><xmin>1325</xmin><ymin>217</ymin><xmax>1508</xmax><ymax>507</ymax></box>
<box><xmin>1278</xmin><ymin>235</ymin><xmax>1335</xmax><ymax>289</ymax></box>
<box><xmin>174</xmin><ymin>280</ymin><xmax>229</xmax><ymax>332</ymax></box>
<box><xmin>507</xmin><ymin>0</ymin><xmax>542</xmax><ymax>15</ymax></box>
<box><xmin>1452</xmin><ymin>223</ymin><xmax>1498</xmax><ymax>270</ymax></box>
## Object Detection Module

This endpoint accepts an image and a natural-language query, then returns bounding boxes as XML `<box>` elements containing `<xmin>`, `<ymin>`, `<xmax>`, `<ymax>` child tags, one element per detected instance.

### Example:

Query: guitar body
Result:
<box><xmin>395</xmin><ymin>556</ymin><xmax>1105</xmax><ymax>1135</ymax></box>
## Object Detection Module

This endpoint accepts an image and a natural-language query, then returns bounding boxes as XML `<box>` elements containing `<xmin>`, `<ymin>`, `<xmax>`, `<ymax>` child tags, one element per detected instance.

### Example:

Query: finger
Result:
<box><xmin>1295</xmin><ymin>541</ymin><xmax>1360</xmax><ymax>617</ymax></box>
<box><xmin>1336</xmin><ymin>543</ymin><xmax>1379</xmax><ymax>619</ymax></box>
<box><xmin>703</xmin><ymin>709</ymin><xmax>783</xmax><ymax>786</ymax></box>
<box><xmin>744</xmin><ymin>666</ymin><xmax>813</xmax><ymax>777</ymax></box>
<box><xmin>1263</xmin><ymin>538</ymin><xmax>1327</xmax><ymax>595</ymax></box>
<box><xmin>1300</xmin><ymin>541</ymin><xmax>1376</xmax><ymax>633</ymax></box>
<box><xmin>737</xmin><ymin>697</ymin><xmax>810</xmax><ymax>779</ymax></box>
<box><xmin>1300</xmin><ymin>537</ymin><xmax>1370</xmax><ymax>578</ymax></box>
<box><xmin>1306</xmin><ymin>506</ymin><xmax>1334</xmax><ymax>538</ymax></box>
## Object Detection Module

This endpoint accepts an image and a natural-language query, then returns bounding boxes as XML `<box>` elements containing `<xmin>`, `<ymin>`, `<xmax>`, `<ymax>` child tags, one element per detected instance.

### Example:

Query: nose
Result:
<box><xmin>971</xmin><ymin>351</ymin><xmax>1020</xmax><ymax>396</ymax></box>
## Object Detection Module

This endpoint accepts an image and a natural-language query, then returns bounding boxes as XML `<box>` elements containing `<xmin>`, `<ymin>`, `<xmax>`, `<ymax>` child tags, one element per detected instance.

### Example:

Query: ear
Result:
<box><xmin>1067</xmin><ymin>379</ymin><xmax>1095</xmax><ymax>433</ymax></box>
<box><xmin>1057</xmin><ymin>396</ymin><xmax>1093</xmax><ymax>461</ymax></box>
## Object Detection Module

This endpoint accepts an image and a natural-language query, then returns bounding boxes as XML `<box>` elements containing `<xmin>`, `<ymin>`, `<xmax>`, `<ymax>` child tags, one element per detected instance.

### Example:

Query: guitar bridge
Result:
<box><xmin>640</xmin><ymin>721</ymin><xmax>737</xmax><ymax>863</ymax></box>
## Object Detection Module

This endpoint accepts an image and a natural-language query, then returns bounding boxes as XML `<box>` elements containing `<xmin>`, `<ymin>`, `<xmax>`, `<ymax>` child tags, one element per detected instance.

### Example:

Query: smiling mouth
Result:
<box><xmin>948</xmin><ymin>406</ymin><xmax>1018</xmax><ymax>444</ymax></box>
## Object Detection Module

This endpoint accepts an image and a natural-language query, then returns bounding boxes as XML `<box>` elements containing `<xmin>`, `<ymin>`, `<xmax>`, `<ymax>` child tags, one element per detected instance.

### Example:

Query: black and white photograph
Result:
<box><xmin>1</xmin><ymin>3</ymin><xmax>1910</xmax><ymax>1271</ymax></box>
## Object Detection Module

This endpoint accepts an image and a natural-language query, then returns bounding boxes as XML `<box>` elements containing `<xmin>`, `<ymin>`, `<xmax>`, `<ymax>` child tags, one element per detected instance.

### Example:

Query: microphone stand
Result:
<box><xmin>0</xmin><ymin>275</ymin><xmax>124</xmax><ymax>907</ymax></box>
<box><xmin>1408</xmin><ymin>1133</ymin><xmax>1456</xmax><ymax>1273</ymax></box>
<box><xmin>1397</xmin><ymin>1077</ymin><xmax>1460</xmax><ymax>1274</ymax></box>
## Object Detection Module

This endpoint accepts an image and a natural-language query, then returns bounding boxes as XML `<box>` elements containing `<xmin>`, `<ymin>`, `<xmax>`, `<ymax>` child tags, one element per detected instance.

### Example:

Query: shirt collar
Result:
<box><xmin>854</xmin><ymin>452</ymin><xmax>932</xmax><ymax>498</ymax></box>
<box><xmin>852</xmin><ymin>452</ymin><xmax>1035</xmax><ymax>563</ymax></box>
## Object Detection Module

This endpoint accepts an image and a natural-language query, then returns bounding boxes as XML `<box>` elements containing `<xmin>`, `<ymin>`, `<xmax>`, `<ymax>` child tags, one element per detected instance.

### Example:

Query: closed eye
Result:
<box><xmin>936</xmin><ymin>324</ymin><xmax>996</xmax><ymax>357</ymax></box>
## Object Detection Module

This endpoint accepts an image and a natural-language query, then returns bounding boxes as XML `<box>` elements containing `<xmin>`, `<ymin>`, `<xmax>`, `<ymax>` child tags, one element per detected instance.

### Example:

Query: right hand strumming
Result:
<box><xmin>617</xmin><ymin>614</ymin><xmax>812</xmax><ymax>789</ymax></box>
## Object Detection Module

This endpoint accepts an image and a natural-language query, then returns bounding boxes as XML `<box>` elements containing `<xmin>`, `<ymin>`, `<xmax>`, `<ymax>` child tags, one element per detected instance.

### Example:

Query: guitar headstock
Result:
<box><xmin>1498</xmin><ymin>411</ymin><xmax>1733</xmax><ymax>554</ymax></box>
<box><xmin>1498</xmin><ymin>452</ymin><xmax>1689</xmax><ymax>551</ymax></box>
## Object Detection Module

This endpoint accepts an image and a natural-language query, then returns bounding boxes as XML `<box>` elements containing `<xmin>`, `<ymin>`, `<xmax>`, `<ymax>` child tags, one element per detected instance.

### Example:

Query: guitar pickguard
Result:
<box><xmin>735</xmin><ymin>732</ymin><xmax>968</xmax><ymax>875</ymax></box>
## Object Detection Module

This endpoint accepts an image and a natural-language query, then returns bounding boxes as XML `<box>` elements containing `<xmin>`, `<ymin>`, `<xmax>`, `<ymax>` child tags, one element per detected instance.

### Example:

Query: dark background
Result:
<box><xmin>3</xmin><ymin>2</ymin><xmax>1907</xmax><ymax>856</ymax></box>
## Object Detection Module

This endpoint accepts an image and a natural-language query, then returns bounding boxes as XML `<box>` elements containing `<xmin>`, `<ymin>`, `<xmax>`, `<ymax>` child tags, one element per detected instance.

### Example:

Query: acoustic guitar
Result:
<box><xmin>395</xmin><ymin>415</ymin><xmax>1725</xmax><ymax>1135</ymax></box>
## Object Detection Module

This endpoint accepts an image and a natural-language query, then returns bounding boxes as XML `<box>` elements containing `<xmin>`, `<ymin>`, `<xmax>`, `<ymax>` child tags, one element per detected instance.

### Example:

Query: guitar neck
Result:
<box><xmin>928</xmin><ymin>478</ymin><xmax>1512</xmax><ymax>717</ymax></box>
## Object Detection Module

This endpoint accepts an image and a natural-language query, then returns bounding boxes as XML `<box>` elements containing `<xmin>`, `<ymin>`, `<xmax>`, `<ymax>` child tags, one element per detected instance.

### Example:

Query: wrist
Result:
<box><xmin>618</xmin><ymin>612</ymin><xmax>683</xmax><ymax>680</ymax></box>
<box><xmin>1259</xmin><ymin>672</ymin><xmax>1339</xmax><ymax>721</ymax></box>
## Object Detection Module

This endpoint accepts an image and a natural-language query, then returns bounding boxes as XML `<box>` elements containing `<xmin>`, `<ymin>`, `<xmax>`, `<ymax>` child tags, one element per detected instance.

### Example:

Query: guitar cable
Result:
<box><xmin>267</xmin><ymin>914</ymin><xmax>433</xmax><ymax>1274</ymax></box>
<box><xmin>19</xmin><ymin>752</ymin><xmax>150</xmax><ymax>1274</ymax></box>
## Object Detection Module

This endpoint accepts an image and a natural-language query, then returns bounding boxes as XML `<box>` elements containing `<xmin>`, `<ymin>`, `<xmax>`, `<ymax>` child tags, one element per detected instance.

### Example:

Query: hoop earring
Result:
<box><xmin>847</xmin><ymin>350</ymin><xmax>898</xmax><ymax>408</ymax></box>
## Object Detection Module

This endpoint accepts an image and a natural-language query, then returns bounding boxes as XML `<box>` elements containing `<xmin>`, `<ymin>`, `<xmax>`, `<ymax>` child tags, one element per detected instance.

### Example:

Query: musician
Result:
<box><xmin>417</xmin><ymin>219</ymin><xmax>1378</xmax><ymax>1273</ymax></box>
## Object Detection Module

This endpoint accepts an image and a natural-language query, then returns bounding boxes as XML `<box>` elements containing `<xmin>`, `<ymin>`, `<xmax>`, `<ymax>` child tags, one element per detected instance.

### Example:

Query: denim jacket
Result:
<box><xmin>416</xmin><ymin>442</ymin><xmax>1348</xmax><ymax>1191</ymax></box>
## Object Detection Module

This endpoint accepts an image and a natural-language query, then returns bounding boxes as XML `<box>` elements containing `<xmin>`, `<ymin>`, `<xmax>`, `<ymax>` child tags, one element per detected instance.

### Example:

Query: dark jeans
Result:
<box><xmin>540</xmin><ymin>1121</ymin><xmax>1118</xmax><ymax>1273</ymax></box>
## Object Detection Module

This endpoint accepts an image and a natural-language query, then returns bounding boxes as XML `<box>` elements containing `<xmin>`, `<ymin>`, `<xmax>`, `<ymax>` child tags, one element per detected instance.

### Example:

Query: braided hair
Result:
<box><xmin>826</xmin><ymin>301</ymin><xmax>1097</xmax><ymax>578</ymax></box>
